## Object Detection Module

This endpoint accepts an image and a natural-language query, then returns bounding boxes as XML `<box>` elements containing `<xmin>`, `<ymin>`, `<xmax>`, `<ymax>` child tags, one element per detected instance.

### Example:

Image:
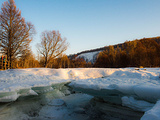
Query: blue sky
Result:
<box><xmin>0</xmin><ymin>0</ymin><xmax>160</xmax><ymax>55</ymax></box>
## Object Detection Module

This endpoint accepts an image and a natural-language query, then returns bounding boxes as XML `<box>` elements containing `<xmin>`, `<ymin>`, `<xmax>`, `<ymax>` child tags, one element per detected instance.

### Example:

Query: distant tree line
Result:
<box><xmin>7</xmin><ymin>37</ymin><xmax>160</xmax><ymax>69</ymax></box>
<box><xmin>38</xmin><ymin>54</ymin><xmax>92</xmax><ymax>68</ymax></box>
<box><xmin>41</xmin><ymin>37</ymin><xmax>160</xmax><ymax>68</ymax></box>
<box><xmin>94</xmin><ymin>38</ymin><xmax>160</xmax><ymax>68</ymax></box>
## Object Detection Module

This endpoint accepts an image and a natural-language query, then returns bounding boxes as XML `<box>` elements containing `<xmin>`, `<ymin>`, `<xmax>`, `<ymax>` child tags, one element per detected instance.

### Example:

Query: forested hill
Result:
<box><xmin>69</xmin><ymin>36</ymin><xmax>160</xmax><ymax>58</ymax></box>
<box><xmin>68</xmin><ymin>36</ymin><xmax>160</xmax><ymax>67</ymax></box>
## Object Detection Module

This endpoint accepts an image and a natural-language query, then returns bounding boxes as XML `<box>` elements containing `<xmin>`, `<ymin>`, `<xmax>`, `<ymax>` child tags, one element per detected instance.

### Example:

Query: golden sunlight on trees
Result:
<box><xmin>0</xmin><ymin>0</ymin><xmax>35</xmax><ymax>68</ymax></box>
<box><xmin>59</xmin><ymin>54</ymin><xmax>70</xmax><ymax>68</ymax></box>
<box><xmin>50</xmin><ymin>54</ymin><xmax>70</xmax><ymax>68</ymax></box>
<box><xmin>37</xmin><ymin>30</ymin><xmax>69</xmax><ymax>67</ymax></box>
<box><xmin>11</xmin><ymin>49</ymin><xmax>40</xmax><ymax>69</ymax></box>
<box><xmin>94</xmin><ymin>38</ymin><xmax>160</xmax><ymax>68</ymax></box>
<box><xmin>17</xmin><ymin>49</ymin><xmax>40</xmax><ymax>68</ymax></box>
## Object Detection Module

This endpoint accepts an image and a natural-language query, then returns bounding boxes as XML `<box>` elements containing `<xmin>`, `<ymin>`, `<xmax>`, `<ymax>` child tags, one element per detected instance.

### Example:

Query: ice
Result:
<box><xmin>0</xmin><ymin>85</ymin><xmax>72</xmax><ymax>120</ymax></box>
<box><xmin>31</xmin><ymin>86</ymin><xmax>53</xmax><ymax>93</ymax></box>
<box><xmin>0</xmin><ymin>92</ymin><xmax>19</xmax><ymax>102</ymax></box>
<box><xmin>0</xmin><ymin>68</ymin><xmax>160</xmax><ymax>120</ymax></box>
<box><xmin>38</xmin><ymin>93</ymin><xmax>93</xmax><ymax>120</ymax></box>
<box><xmin>0</xmin><ymin>95</ymin><xmax>44</xmax><ymax>120</ymax></box>
<box><xmin>0</xmin><ymin>68</ymin><xmax>116</xmax><ymax>102</ymax></box>
<box><xmin>0</xmin><ymin>84</ymin><xmax>69</xmax><ymax>102</ymax></box>
<box><xmin>18</xmin><ymin>89</ymin><xmax>38</xmax><ymax>96</ymax></box>
<box><xmin>121</xmin><ymin>96</ymin><xmax>154</xmax><ymax>112</ymax></box>
<box><xmin>48</xmin><ymin>99</ymin><xmax>65</xmax><ymax>106</ymax></box>
<box><xmin>69</xmin><ymin>68</ymin><xmax>160</xmax><ymax>104</ymax></box>
<box><xmin>134</xmin><ymin>85</ymin><xmax>160</xmax><ymax>103</ymax></box>
<box><xmin>141</xmin><ymin>100</ymin><xmax>160</xmax><ymax>120</ymax></box>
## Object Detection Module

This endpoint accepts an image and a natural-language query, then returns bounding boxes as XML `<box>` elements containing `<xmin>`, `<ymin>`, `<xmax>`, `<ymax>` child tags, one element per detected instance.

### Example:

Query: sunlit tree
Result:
<box><xmin>37</xmin><ymin>30</ymin><xmax>69</xmax><ymax>67</ymax></box>
<box><xmin>0</xmin><ymin>0</ymin><xmax>35</xmax><ymax>68</ymax></box>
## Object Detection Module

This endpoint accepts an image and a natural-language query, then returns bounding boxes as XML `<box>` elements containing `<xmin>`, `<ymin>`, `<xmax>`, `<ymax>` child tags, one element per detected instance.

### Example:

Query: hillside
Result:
<box><xmin>68</xmin><ymin>36</ymin><xmax>160</xmax><ymax>65</ymax></box>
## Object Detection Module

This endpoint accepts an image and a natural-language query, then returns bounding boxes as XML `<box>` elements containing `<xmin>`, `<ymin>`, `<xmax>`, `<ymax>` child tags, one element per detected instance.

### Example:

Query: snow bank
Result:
<box><xmin>0</xmin><ymin>68</ymin><xmax>117</xmax><ymax>93</ymax></box>
<box><xmin>0</xmin><ymin>68</ymin><xmax>160</xmax><ymax>102</ymax></box>
<box><xmin>0</xmin><ymin>68</ymin><xmax>116</xmax><ymax>102</ymax></box>
<box><xmin>0</xmin><ymin>68</ymin><xmax>71</xmax><ymax>102</ymax></box>
<box><xmin>70</xmin><ymin>68</ymin><xmax>160</xmax><ymax>103</ymax></box>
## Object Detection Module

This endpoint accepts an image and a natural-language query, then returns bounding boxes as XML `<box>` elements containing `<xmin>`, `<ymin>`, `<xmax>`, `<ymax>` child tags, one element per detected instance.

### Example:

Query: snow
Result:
<box><xmin>0</xmin><ymin>68</ymin><xmax>72</xmax><ymax>102</ymax></box>
<box><xmin>70</xmin><ymin>68</ymin><xmax>160</xmax><ymax>103</ymax></box>
<box><xmin>0</xmin><ymin>67</ymin><xmax>160</xmax><ymax>120</ymax></box>
<box><xmin>76</xmin><ymin>51</ymin><xmax>101</xmax><ymax>63</ymax></box>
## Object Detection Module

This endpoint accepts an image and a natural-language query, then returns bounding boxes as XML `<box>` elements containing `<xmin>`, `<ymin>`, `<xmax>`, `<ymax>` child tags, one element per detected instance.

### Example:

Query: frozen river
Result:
<box><xmin>0</xmin><ymin>68</ymin><xmax>160</xmax><ymax>120</ymax></box>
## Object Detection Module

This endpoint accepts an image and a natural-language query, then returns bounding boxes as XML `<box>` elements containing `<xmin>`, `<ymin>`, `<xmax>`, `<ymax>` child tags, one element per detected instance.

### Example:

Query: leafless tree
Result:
<box><xmin>0</xmin><ymin>0</ymin><xmax>35</xmax><ymax>68</ymax></box>
<box><xmin>37</xmin><ymin>30</ymin><xmax>69</xmax><ymax>67</ymax></box>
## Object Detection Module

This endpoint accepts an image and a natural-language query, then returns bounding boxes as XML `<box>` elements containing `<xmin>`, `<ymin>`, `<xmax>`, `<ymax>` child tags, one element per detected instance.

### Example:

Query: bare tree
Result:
<box><xmin>37</xmin><ymin>30</ymin><xmax>69</xmax><ymax>67</ymax></box>
<box><xmin>0</xmin><ymin>0</ymin><xmax>35</xmax><ymax>68</ymax></box>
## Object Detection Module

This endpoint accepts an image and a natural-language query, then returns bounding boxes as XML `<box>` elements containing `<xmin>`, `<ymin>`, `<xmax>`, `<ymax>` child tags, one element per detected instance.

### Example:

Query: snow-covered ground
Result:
<box><xmin>76</xmin><ymin>51</ymin><xmax>100</xmax><ymax>63</ymax></box>
<box><xmin>0</xmin><ymin>68</ymin><xmax>160</xmax><ymax>120</ymax></box>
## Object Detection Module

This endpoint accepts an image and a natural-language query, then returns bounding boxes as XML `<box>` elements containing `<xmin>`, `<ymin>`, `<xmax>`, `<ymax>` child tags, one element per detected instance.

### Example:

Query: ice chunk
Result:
<box><xmin>121</xmin><ymin>96</ymin><xmax>154</xmax><ymax>112</ymax></box>
<box><xmin>141</xmin><ymin>100</ymin><xmax>160</xmax><ymax>120</ymax></box>
<box><xmin>0</xmin><ymin>92</ymin><xmax>19</xmax><ymax>102</ymax></box>
<box><xmin>111</xmin><ymin>84</ymin><xmax>135</xmax><ymax>95</ymax></box>
<box><xmin>61</xmin><ymin>93</ymin><xmax>93</xmax><ymax>109</ymax></box>
<box><xmin>31</xmin><ymin>86</ymin><xmax>53</xmax><ymax>93</ymax></box>
<box><xmin>134</xmin><ymin>85</ymin><xmax>160</xmax><ymax>103</ymax></box>
<box><xmin>38</xmin><ymin>93</ymin><xmax>93</xmax><ymax>120</ymax></box>
<box><xmin>70</xmin><ymin>86</ymin><xmax>124</xmax><ymax>104</ymax></box>
<box><xmin>18</xmin><ymin>89</ymin><xmax>38</xmax><ymax>96</ymax></box>
<box><xmin>39</xmin><ymin>105</ymin><xmax>68</xmax><ymax>119</ymax></box>
<box><xmin>48</xmin><ymin>99</ymin><xmax>65</xmax><ymax>106</ymax></box>
<box><xmin>0</xmin><ymin>88</ymin><xmax>39</xmax><ymax>102</ymax></box>
<box><xmin>0</xmin><ymin>81</ymin><xmax>72</xmax><ymax>102</ymax></box>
